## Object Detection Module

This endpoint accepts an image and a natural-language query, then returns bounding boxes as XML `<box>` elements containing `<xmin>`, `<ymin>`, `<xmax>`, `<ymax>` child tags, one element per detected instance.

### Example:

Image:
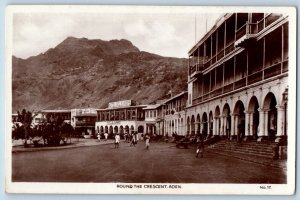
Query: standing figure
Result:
<box><xmin>130</xmin><ymin>132</ymin><xmax>136</xmax><ymax>147</ymax></box>
<box><xmin>97</xmin><ymin>133</ymin><xmax>101</xmax><ymax>142</ymax></box>
<box><xmin>195</xmin><ymin>134</ymin><xmax>204</xmax><ymax>158</ymax></box>
<box><xmin>104</xmin><ymin>132</ymin><xmax>108</xmax><ymax>141</ymax></box>
<box><xmin>145</xmin><ymin>133</ymin><xmax>150</xmax><ymax>150</ymax></box>
<box><xmin>115</xmin><ymin>133</ymin><xmax>120</xmax><ymax>149</ymax></box>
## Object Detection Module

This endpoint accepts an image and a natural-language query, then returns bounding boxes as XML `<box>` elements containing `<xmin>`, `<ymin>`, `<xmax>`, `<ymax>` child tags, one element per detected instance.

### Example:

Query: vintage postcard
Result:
<box><xmin>5</xmin><ymin>5</ymin><xmax>296</xmax><ymax>195</ymax></box>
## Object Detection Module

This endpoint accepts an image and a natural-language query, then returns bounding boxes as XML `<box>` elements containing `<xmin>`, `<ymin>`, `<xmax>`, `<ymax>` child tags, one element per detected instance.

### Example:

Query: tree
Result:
<box><xmin>17</xmin><ymin>109</ymin><xmax>33</xmax><ymax>147</ymax></box>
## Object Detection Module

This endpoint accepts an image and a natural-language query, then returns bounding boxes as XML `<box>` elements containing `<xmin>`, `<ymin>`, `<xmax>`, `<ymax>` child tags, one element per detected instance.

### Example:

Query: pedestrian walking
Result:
<box><xmin>115</xmin><ymin>133</ymin><xmax>120</xmax><ymax>149</ymax></box>
<box><xmin>195</xmin><ymin>134</ymin><xmax>204</xmax><ymax>158</ymax></box>
<box><xmin>104</xmin><ymin>132</ymin><xmax>108</xmax><ymax>141</ymax></box>
<box><xmin>145</xmin><ymin>133</ymin><xmax>150</xmax><ymax>150</ymax></box>
<box><xmin>97</xmin><ymin>133</ymin><xmax>101</xmax><ymax>142</ymax></box>
<box><xmin>130</xmin><ymin>132</ymin><xmax>136</xmax><ymax>147</ymax></box>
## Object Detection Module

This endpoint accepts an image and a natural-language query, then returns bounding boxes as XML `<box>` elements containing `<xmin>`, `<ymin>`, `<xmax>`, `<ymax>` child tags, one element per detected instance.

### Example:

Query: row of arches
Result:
<box><xmin>96</xmin><ymin>125</ymin><xmax>145</xmax><ymax>134</ymax></box>
<box><xmin>187</xmin><ymin>92</ymin><xmax>287</xmax><ymax>141</ymax></box>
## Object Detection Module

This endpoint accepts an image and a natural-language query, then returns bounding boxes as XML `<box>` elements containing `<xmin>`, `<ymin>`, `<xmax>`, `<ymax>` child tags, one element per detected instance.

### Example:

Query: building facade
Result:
<box><xmin>186</xmin><ymin>13</ymin><xmax>288</xmax><ymax>142</ymax></box>
<box><xmin>144</xmin><ymin>104</ymin><xmax>161</xmax><ymax>135</ymax></box>
<box><xmin>163</xmin><ymin>91</ymin><xmax>188</xmax><ymax>136</ymax></box>
<box><xmin>71</xmin><ymin>108</ymin><xmax>97</xmax><ymax>138</ymax></box>
<box><xmin>95</xmin><ymin>100</ymin><xmax>146</xmax><ymax>138</ymax></box>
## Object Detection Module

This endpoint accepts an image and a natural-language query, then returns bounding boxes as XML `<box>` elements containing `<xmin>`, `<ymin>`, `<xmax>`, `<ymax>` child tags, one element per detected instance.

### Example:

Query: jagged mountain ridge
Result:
<box><xmin>12</xmin><ymin>37</ymin><xmax>188</xmax><ymax>112</ymax></box>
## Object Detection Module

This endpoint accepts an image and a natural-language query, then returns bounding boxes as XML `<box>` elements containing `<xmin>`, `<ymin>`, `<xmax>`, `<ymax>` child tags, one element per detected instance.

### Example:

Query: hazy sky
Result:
<box><xmin>13</xmin><ymin>11</ymin><xmax>221</xmax><ymax>59</ymax></box>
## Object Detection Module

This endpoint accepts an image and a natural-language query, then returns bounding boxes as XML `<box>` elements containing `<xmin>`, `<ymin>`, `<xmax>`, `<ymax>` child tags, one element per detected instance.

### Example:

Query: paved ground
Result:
<box><xmin>12</xmin><ymin>141</ymin><xmax>287</xmax><ymax>183</ymax></box>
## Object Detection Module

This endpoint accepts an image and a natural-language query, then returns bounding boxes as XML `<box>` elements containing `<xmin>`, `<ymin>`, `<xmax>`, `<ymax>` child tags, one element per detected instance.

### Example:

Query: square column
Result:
<box><xmin>257</xmin><ymin>109</ymin><xmax>268</xmax><ymax>141</ymax></box>
<box><xmin>230</xmin><ymin>114</ymin><xmax>235</xmax><ymax>137</ymax></box>
<box><xmin>220</xmin><ymin>116</ymin><xmax>224</xmax><ymax>136</ymax></box>
<box><xmin>276</xmin><ymin>105</ymin><xmax>285</xmax><ymax>137</ymax></box>
<box><xmin>249</xmin><ymin>112</ymin><xmax>254</xmax><ymax>136</ymax></box>
<box><xmin>213</xmin><ymin>118</ymin><xmax>217</xmax><ymax>135</ymax></box>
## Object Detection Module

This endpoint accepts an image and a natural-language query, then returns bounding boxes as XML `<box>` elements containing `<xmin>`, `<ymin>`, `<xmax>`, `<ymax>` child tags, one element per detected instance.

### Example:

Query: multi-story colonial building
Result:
<box><xmin>163</xmin><ymin>91</ymin><xmax>188</xmax><ymax>136</ymax></box>
<box><xmin>95</xmin><ymin>100</ymin><xmax>147</xmax><ymax>138</ymax></box>
<box><xmin>186</xmin><ymin>13</ymin><xmax>288</xmax><ymax>142</ymax></box>
<box><xmin>144</xmin><ymin>104</ymin><xmax>161</xmax><ymax>135</ymax></box>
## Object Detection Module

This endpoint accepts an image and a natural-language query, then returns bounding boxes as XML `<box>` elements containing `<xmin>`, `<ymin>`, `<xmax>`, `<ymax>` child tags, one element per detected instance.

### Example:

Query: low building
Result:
<box><xmin>71</xmin><ymin>108</ymin><xmax>97</xmax><ymax>138</ymax></box>
<box><xmin>32</xmin><ymin>109</ymin><xmax>71</xmax><ymax>127</ymax></box>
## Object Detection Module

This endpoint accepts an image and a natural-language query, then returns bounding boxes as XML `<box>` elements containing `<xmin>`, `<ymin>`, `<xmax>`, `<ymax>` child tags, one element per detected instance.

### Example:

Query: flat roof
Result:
<box><xmin>143</xmin><ymin>104</ymin><xmax>161</xmax><ymax>110</ymax></box>
<box><xmin>163</xmin><ymin>91</ymin><xmax>188</xmax><ymax>104</ymax></box>
<box><xmin>97</xmin><ymin>105</ymin><xmax>147</xmax><ymax>111</ymax></box>
<box><xmin>41</xmin><ymin>109</ymin><xmax>71</xmax><ymax>113</ymax></box>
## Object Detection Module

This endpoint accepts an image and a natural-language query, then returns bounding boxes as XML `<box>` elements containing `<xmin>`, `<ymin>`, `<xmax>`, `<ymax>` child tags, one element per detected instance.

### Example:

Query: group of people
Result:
<box><xmin>113</xmin><ymin>132</ymin><xmax>151</xmax><ymax>149</ymax></box>
<box><xmin>97</xmin><ymin>132</ymin><xmax>109</xmax><ymax>142</ymax></box>
<box><xmin>98</xmin><ymin>131</ymin><xmax>204</xmax><ymax>155</ymax></box>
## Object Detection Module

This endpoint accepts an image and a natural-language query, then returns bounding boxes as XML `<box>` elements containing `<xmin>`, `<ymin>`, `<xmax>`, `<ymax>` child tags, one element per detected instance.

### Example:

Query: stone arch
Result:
<box><xmin>222</xmin><ymin>103</ymin><xmax>231</xmax><ymax>138</ymax></box>
<box><xmin>105</xmin><ymin>126</ymin><xmax>108</xmax><ymax>133</ymax></box>
<box><xmin>130</xmin><ymin>125</ymin><xmax>135</xmax><ymax>133</ymax></box>
<box><xmin>196</xmin><ymin>114</ymin><xmax>201</xmax><ymax>135</ymax></box>
<box><xmin>248</xmin><ymin>96</ymin><xmax>260</xmax><ymax>138</ymax></box>
<box><xmin>215</xmin><ymin>106</ymin><xmax>221</xmax><ymax>135</ymax></box>
<box><xmin>209</xmin><ymin>111</ymin><xmax>214</xmax><ymax>136</ymax></box>
<box><xmin>187</xmin><ymin>116</ymin><xmax>190</xmax><ymax>135</ymax></box>
<box><xmin>120</xmin><ymin>125</ymin><xmax>124</xmax><ymax>134</ymax></box>
<box><xmin>263</xmin><ymin>92</ymin><xmax>277</xmax><ymax>139</ymax></box>
<box><xmin>125</xmin><ymin>125</ymin><xmax>129</xmax><ymax>134</ymax></box>
<box><xmin>233</xmin><ymin>100</ymin><xmax>246</xmax><ymax>140</ymax></box>
<box><xmin>100</xmin><ymin>126</ymin><xmax>104</xmax><ymax>133</ymax></box>
<box><xmin>191</xmin><ymin>115</ymin><xmax>195</xmax><ymax>135</ymax></box>
<box><xmin>114</xmin><ymin>126</ymin><xmax>118</xmax><ymax>134</ymax></box>
<box><xmin>138</xmin><ymin>125</ymin><xmax>144</xmax><ymax>133</ymax></box>
<box><xmin>109</xmin><ymin>126</ymin><xmax>113</xmax><ymax>134</ymax></box>
<box><xmin>202</xmin><ymin>112</ymin><xmax>208</xmax><ymax>137</ymax></box>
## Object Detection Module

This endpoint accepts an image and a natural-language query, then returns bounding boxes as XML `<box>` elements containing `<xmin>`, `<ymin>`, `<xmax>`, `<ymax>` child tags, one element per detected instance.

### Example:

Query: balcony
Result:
<box><xmin>247</xmin><ymin>70</ymin><xmax>263</xmax><ymax>85</ymax></box>
<box><xmin>235</xmin><ymin>14</ymin><xmax>283</xmax><ymax>48</ymax></box>
<box><xmin>234</xmin><ymin>77</ymin><xmax>246</xmax><ymax>89</ymax></box>
<box><xmin>192</xmin><ymin>60</ymin><xmax>287</xmax><ymax>106</ymax></box>
<box><xmin>235</xmin><ymin>22</ymin><xmax>257</xmax><ymax>47</ymax></box>
<box><xmin>282</xmin><ymin>60</ymin><xmax>288</xmax><ymax>73</ymax></box>
<box><xmin>190</xmin><ymin>63</ymin><xmax>204</xmax><ymax>78</ymax></box>
<box><xmin>264</xmin><ymin>62</ymin><xmax>281</xmax><ymax>79</ymax></box>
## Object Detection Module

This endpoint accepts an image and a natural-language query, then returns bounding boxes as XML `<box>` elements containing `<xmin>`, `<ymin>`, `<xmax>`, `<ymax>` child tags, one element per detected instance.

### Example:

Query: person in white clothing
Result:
<box><xmin>104</xmin><ymin>132</ymin><xmax>108</xmax><ymax>141</ymax></box>
<box><xmin>115</xmin><ymin>133</ymin><xmax>120</xmax><ymax>149</ymax></box>
<box><xmin>145</xmin><ymin>133</ymin><xmax>150</xmax><ymax>150</ymax></box>
<box><xmin>97</xmin><ymin>133</ymin><xmax>101</xmax><ymax>142</ymax></box>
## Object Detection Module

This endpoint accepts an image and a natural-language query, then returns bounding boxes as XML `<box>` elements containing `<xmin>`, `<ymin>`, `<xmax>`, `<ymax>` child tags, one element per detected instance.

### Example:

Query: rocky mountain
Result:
<box><xmin>12</xmin><ymin>37</ymin><xmax>188</xmax><ymax>112</ymax></box>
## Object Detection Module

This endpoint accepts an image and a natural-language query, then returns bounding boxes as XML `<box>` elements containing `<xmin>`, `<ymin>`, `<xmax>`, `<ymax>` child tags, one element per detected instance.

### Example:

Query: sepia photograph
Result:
<box><xmin>5</xmin><ymin>5</ymin><xmax>296</xmax><ymax>195</ymax></box>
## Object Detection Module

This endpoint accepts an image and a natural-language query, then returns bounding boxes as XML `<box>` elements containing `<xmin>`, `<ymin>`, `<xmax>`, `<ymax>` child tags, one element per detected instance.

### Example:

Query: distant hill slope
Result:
<box><xmin>12</xmin><ymin>37</ymin><xmax>188</xmax><ymax>112</ymax></box>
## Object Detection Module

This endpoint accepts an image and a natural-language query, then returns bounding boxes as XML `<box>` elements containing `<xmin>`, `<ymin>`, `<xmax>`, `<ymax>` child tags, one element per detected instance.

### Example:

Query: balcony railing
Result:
<box><xmin>264</xmin><ymin>62</ymin><xmax>281</xmax><ymax>79</ymax></box>
<box><xmin>234</xmin><ymin>77</ymin><xmax>246</xmax><ymax>89</ymax></box>
<box><xmin>217</xmin><ymin>49</ymin><xmax>225</xmax><ymax>60</ymax></box>
<box><xmin>236</xmin><ymin>23</ymin><xmax>248</xmax><ymax>41</ymax></box>
<box><xmin>247</xmin><ymin>70</ymin><xmax>263</xmax><ymax>85</ymax></box>
<box><xmin>282</xmin><ymin>60</ymin><xmax>288</xmax><ymax>73</ymax></box>
<box><xmin>223</xmin><ymin>83</ymin><xmax>234</xmax><ymax>93</ymax></box>
<box><xmin>190</xmin><ymin>61</ymin><xmax>206</xmax><ymax>77</ymax></box>
<box><xmin>192</xmin><ymin>60</ymin><xmax>288</xmax><ymax>106</ymax></box>
<box><xmin>236</xmin><ymin>14</ymin><xmax>283</xmax><ymax>44</ymax></box>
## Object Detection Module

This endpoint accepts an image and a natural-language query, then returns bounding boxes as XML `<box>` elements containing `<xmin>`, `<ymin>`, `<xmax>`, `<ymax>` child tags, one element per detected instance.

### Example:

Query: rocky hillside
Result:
<box><xmin>12</xmin><ymin>37</ymin><xmax>188</xmax><ymax>112</ymax></box>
